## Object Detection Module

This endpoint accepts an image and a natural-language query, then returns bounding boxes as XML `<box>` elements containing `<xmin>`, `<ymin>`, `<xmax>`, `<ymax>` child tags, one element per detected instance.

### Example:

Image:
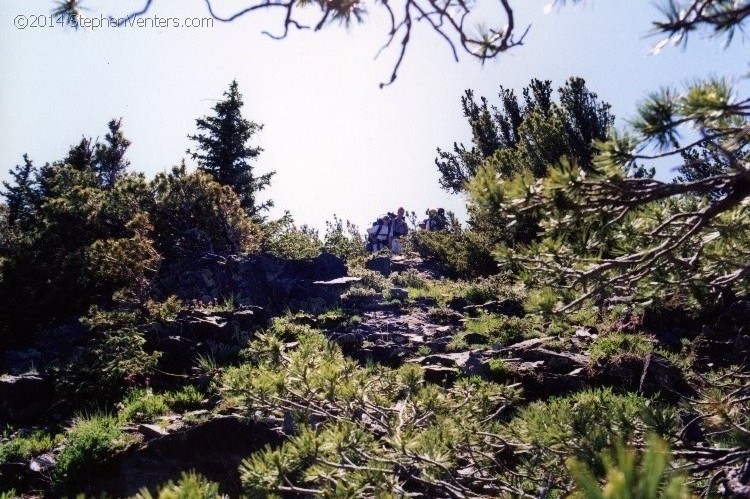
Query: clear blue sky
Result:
<box><xmin>0</xmin><ymin>0</ymin><xmax>746</xmax><ymax>232</ymax></box>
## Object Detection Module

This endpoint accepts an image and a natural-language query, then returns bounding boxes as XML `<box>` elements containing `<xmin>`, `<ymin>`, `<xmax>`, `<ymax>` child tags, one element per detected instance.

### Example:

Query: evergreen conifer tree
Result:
<box><xmin>64</xmin><ymin>137</ymin><xmax>95</xmax><ymax>172</ymax></box>
<box><xmin>94</xmin><ymin>118</ymin><xmax>131</xmax><ymax>188</ymax></box>
<box><xmin>187</xmin><ymin>80</ymin><xmax>275</xmax><ymax>219</ymax></box>
<box><xmin>2</xmin><ymin>154</ymin><xmax>36</xmax><ymax>227</ymax></box>
<box><xmin>436</xmin><ymin>77</ymin><xmax>613</xmax><ymax>194</ymax></box>
<box><xmin>61</xmin><ymin>119</ymin><xmax>131</xmax><ymax>188</ymax></box>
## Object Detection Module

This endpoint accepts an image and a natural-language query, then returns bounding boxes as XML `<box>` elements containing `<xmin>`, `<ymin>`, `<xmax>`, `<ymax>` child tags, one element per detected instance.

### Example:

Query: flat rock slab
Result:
<box><xmin>138</xmin><ymin>423</ymin><xmax>170</xmax><ymax>438</ymax></box>
<box><xmin>313</xmin><ymin>277</ymin><xmax>362</xmax><ymax>285</ymax></box>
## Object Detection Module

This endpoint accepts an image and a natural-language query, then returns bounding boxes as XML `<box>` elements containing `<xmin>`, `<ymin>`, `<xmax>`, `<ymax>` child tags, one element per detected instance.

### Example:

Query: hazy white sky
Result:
<box><xmin>0</xmin><ymin>0</ymin><xmax>746</xmax><ymax>232</ymax></box>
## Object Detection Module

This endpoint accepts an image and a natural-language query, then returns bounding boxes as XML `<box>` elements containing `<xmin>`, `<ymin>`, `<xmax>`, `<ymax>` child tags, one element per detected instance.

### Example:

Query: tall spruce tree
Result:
<box><xmin>64</xmin><ymin>137</ymin><xmax>95</xmax><ymax>172</ymax></box>
<box><xmin>61</xmin><ymin>119</ymin><xmax>131</xmax><ymax>188</ymax></box>
<box><xmin>94</xmin><ymin>118</ymin><xmax>131</xmax><ymax>188</ymax></box>
<box><xmin>187</xmin><ymin>80</ymin><xmax>274</xmax><ymax>219</ymax></box>
<box><xmin>2</xmin><ymin>154</ymin><xmax>36</xmax><ymax>228</ymax></box>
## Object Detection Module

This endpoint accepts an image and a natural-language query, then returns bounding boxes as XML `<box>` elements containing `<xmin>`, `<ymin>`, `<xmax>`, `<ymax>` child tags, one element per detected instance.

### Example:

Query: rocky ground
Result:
<box><xmin>1</xmin><ymin>252</ymin><xmax>749</xmax><ymax>497</ymax></box>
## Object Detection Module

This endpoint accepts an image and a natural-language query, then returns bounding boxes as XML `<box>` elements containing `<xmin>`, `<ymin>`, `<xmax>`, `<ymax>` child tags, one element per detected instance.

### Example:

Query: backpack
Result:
<box><xmin>366</xmin><ymin>223</ymin><xmax>385</xmax><ymax>252</ymax></box>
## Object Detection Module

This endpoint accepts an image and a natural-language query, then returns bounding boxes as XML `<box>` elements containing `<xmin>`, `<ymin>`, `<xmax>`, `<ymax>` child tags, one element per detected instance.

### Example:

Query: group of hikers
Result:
<box><xmin>366</xmin><ymin>207</ymin><xmax>448</xmax><ymax>253</ymax></box>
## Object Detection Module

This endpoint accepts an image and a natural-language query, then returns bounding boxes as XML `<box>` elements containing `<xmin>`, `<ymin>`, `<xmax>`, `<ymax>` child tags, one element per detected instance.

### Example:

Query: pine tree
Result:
<box><xmin>436</xmin><ymin>77</ymin><xmax>613</xmax><ymax>194</ymax></box>
<box><xmin>64</xmin><ymin>137</ymin><xmax>95</xmax><ymax>172</ymax></box>
<box><xmin>479</xmin><ymin>77</ymin><xmax>749</xmax><ymax>311</ymax></box>
<box><xmin>62</xmin><ymin>119</ymin><xmax>131</xmax><ymax>188</ymax></box>
<box><xmin>187</xmin><ymin>80</ymin><xmax>275</xmax><ymax>219</ymax></box>
<box><xmin>94</xmin><ymin>118</ymin><xmax>131</xmax><ymax>188</ymax></box>
<box><xmin>437</xmin><ymin>77</ymin><xmax>614</xmax><ymax>246</ymax></box>
<box><xmin>1</xmin><ymin>154</ymin><xmax>36</xmax><ymax>227</ymax></box>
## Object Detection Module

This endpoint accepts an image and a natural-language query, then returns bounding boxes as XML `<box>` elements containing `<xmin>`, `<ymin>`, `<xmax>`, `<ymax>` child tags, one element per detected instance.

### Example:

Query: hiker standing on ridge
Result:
<box><xmin>434</xmin><ymin>208</ymin><xmax>448</xmax><ymax>230</ymax></box>
<box><xmin>419</xmin><ymin>208</ymin><xmax>448</xmax><ymax>231</ymax></box>
<box><xmin>366</xmin><ymin>214</ymin><xmax>392</xmax><ymax>252</ymax></box>
<box><xmin>390</xmin><ymin>207</ymin><xmax>409</xmax><ymax>253</ymax></box>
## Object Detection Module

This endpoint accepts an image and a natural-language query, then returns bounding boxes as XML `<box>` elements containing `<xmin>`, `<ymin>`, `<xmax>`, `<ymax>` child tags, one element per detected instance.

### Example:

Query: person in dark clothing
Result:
<box><xmin>420</xmin><ymin>208</ymin><xmax>447</xmax><ymax>231</ymax></box>
<box><xmin>390</xmin><ymin>207</ymin><xmax>409</xmax><ymax>253</ymax></box>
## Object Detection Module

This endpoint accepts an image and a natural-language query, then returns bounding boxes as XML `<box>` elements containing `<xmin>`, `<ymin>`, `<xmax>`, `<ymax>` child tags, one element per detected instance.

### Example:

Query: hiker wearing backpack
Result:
<box><xmin>366</xmin><ymin>214</ymin><xmax>392</xmax><ymax>252</ymax></box>
<box><xmin>434</xmin><ymin>208</ymin><xmax>448</xmax><ymax>230</ymax></box>
<box><xmin>419</xmin><ymin>208</ymin><xmax>448</xmax><ymax>232</ymax></box>
<box><xmin>390</xmin><ymin>207</ymin><xmax>409</xmax><ymax>253</ymax></box>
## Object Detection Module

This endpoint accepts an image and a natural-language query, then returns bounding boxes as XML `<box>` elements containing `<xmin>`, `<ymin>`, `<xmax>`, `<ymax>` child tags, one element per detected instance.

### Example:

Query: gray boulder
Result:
<box><xmin>365</xmin><ymin>256</ymin><xmax>391</xmax><ymax>277</ymax></box>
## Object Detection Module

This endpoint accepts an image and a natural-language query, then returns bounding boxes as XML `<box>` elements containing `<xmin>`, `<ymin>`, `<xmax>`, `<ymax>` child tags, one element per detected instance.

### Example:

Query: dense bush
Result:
<box><xmin>349</xmin><ymin>266</ymin><xmax>390</xmax><ymax>292</ymax></box>
<box><xmin>410</xmin><ymin>229</ymin><xmax>497</xmax><ymax>279</ymax></box>
<box><xmin>0</xmin><ymin>163</ymin><xmax>152</xmax><ymax>332</ymax></box>
<box><xmin>259</xmin><ymin>211</ymin><xmax>321</xmax><ymax>259</ymax></box>
<box><xmin>152</xmin><ymin>164</ymin><xmax>261</xmax><ymax>262</ymax></box>
<box><xmin>506</xmin><ymin>388</ymin><xmax>678</xmax><ymax>490</ymax></box>
<box><xmin>87</xmin><ymin>212</ymin><xmax>161</xmax><ymax>306</ymax></box>
<box><xmin>390</xmin><ymin>268</ymin><xmax>428</xmax><ymax>289</ymax></box>
<box><xmin>462</xmin><ymin>273</ymin><xmax>519</xmax><ymax>304</ymax></box>
<box><xmin>568</xmin><ymin>436</ymin><xmax>688</xmax><ymax>498</ymax></box>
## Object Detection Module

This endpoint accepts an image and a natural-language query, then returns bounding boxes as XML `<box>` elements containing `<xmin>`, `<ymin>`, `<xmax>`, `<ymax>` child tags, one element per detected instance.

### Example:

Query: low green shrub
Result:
<box><xmin>146</xmin><ymin>295</ymin><xmax>185</xmax><ymax>322</ymax></box>
<box><xmin>53</xmin><ymin>414</ymin><xmax>126</xmax><ymax>490</ymax></box>
<box><xmin>525</xmin><ymin>287</ymin><xmax>561</xmax><ymax>314</ymax></box>
<box><xmin>225</xmin><ymin>331</ymin><xmax>522</xmax><ymax>497</ymax></box>
<box><xmin>694</xmin><ymin>368</ymin><xmax>750</xmax><ymax>449</ymax></box>
<box><xmin>426</xmin><ymin>306</ymin><xmax>461</xmax><ymax>325</ymax></box>
<box><xmin>462</xmin><ymin>274</ymin><xmax>515</xmax><ymax>304</ymax></box>
<box><xmin>322</xmin><ymin>215</ymin><xmax>366</xmax><ymax>264</ymax></box>
<box><xmin>349</xmin><ymin>267</ymin><xmax>389</xmax><ymax>292</ymax></box>
<box><xmin>118</xmin><ymin>385</ymin><xmax>205</xmax><ymax>423</ymax></box>
<box><xmin>390</xmin><ymin>268</ymin><xmax>428</xmax><ymax>289</ymax></box>
<box><xmin>506</xmin><ymin>388</ymin><xmax>678</xmax><ymax>488</ymax></box>
<box><xmin>568</xmin><ymin>436</ymin><xmax>688</xmax><ymax>499</ymax></box>
<box><xmin>164</xmin><ymin>385</ymin><xmax>205</xmax><ymax>412</ymax></box>
<box><xmin>133</xmin><ymin>471</ymin><xmax>223</xmax><ymax>499</ymax></box>
<box><xmin>260</xmin><ymin>212</ymin><xmax>321</xmax><ymax>259</ymax></box>
<box><xmin>445</xmin><ymin>334</ymin><xmax>469</xmax><ymax>352</ymax></box>
<box><xmin>589</xmin><ymin>333</ymin><xmax>654</xmax><ymax>364</ymax></box>
<box><xmin>54</xmin><ymin>308</ymin><xmax>160</xmax><ymax>404</ymax></box>
<box><xmin>464</xmin><ymin>313</ymin><xmax>536</xmax><ymax>346</ymax></box>
<box><xmin>119</xmin><ymin>389</ymin><xmax>170</xmax><ymax>423</ymax></box>
<box><xmin>406</xmin><ymin>279</ymin><xmax>462</xmax><ymax>304</ymax></box>
<box><xmin>488</xmin><ymin>358</ymin><xmax>516</xmax><ymax>381</ymax></box>
<box><xmin>0</xmin><ymin>430</ymin><xmax>61</xmax><ymax>464</ymax></box>
<box><xmin>340</xmin><ymin>286</ymin><xmax>379</xmax><ymax>307</ymax></box>
<box><xmin>416</xmin><ymin>344</ymin><xmax>433</xmax><ymax>356</ymax></box>
<box><xmin>269</xmin><ymin>316</ymin><xmax>317</xmax><ymax>340</ymax></box>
